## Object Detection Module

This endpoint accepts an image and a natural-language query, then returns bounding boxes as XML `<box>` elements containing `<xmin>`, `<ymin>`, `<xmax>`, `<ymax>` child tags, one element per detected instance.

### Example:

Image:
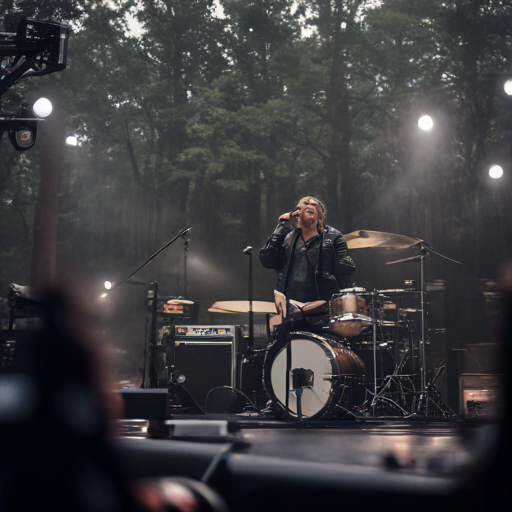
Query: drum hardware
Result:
<box><xmin>415</xmin><ymin>360</ymin><xmax>457</xmax><ymax>418</ymax></box>
<box><xmin>291</xmin><ymin>368</ymin><xmax>315</xmax><ymax>422</ymax></box>
<box><xmin>386</xmin><ymin>242</ymin><xmax>461</xmax><ymax>416</ymax></box>
<box><xmin>367</xmin><ymin>374</ymin><xmax>415</xmax><ymax>417</ymax></box>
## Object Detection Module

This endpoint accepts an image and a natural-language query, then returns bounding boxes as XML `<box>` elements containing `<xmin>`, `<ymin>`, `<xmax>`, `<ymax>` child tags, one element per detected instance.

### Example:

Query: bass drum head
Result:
<box><xmin>264</xmin><ymin>332</ymin><xmax>366</xmax><ymax>419</ymax></box>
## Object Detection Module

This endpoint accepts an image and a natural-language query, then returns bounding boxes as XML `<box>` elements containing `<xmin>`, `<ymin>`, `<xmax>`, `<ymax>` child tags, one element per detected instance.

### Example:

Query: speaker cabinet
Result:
<box><xmin>165</xmin><ymin>325</ymin><xmax>241</xmax><ymax>410</ymax></box>
<box><xmin>447</xmin><ymin>344</ymin><xmax>504</xmax><ymax>416</ymax></box>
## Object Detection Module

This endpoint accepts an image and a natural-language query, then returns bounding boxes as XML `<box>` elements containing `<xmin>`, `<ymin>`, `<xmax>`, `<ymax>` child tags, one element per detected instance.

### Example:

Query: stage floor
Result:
<box><xmin>114</xmin><ymin>416</ymin><xmax>498</xmax><ymax>478</ymax></box>
<box><xmin>113</xmin><ymin>416</ymin><xmax>508</xmax><ymax>511</ymax></box>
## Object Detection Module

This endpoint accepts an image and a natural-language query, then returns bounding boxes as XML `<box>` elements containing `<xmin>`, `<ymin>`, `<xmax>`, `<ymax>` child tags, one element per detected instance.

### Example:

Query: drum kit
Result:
<box><xmin>212</xmin><ymin>230</ymin><xmax>460</xmax><ymax>421</ymax></box>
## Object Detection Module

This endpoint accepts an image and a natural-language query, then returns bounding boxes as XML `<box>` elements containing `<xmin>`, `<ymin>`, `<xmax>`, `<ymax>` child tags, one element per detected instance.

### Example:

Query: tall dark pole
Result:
<box><xmin>183</xmin><ymin>237</ymin><xmax>190</xmax><ymax>297</ymax></box>
<box><xmin>143</xmin><ymin>281</ymin><xmax>158</xmax><ymax>388</ymax></box>
<box><xmin>243</xmin><ymin>246</ymin><xmax>254</xmax><ymax>359</ymax></box>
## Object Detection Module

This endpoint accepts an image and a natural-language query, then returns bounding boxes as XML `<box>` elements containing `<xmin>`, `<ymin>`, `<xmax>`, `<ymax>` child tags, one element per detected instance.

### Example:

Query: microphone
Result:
<box><xmin>279</xmin><ymin>207</ymin><xmax>300</xmax><ymax>223</ymax></box>
<box><xmin>180</xmin><ymin>226</ymin><xmax>192</xmax><ymax>238</ymax></box>
<box><xmin>243</xmin><ymin>246</ymin><xmax>254</xmax><ymax>255</ymax></box>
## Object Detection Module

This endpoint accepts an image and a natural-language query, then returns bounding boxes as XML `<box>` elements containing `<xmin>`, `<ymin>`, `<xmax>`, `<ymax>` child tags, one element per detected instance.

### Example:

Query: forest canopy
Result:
<box><xmin>1</xmin><ymin>0</ymin><xmax>511</xmax><ymax>302</ymax></box>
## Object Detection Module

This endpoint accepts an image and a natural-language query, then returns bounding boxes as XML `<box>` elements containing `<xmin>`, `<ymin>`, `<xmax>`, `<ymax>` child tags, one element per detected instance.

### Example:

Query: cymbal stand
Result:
<box><xmin>367</xmin><ymin>292</ymin><xmax>411</xmax><ymax>416</ymax></box>
<box><xmin>414</xmin><ymin>243</ymin><xmax>461</xmax><ymax>416</ymax></box>
<box><xmin>371</xmin><ymin>291</ymin><xmax>378</xmax><ymax>415</ymax></box>
<box><xmin>417</xmin><ymin>246</ymin><xmax>428</xmax><ymax>415</ymax></box>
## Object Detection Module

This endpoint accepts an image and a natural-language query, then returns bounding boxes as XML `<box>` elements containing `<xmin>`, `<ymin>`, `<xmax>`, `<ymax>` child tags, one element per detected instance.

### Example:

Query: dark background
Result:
<box><xmin>1</xmin><ymin>0</ymin><xmax>510</xmax><ymax>382</ymax></box>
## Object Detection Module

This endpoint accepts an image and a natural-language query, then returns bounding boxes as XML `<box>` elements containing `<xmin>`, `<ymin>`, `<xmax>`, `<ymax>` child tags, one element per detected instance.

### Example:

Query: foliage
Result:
<box><xmin>1</xmin><ymin>0</ymin><xmax>512</xmax><ymax>294</ymax></box>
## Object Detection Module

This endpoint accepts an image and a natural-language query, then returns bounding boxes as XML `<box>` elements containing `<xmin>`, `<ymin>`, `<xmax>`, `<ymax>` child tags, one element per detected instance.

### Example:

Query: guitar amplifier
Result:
<box><xmin>164</xmin><ymin>325</ymin><xmax>242</xmax><ymax>410</ymax></box>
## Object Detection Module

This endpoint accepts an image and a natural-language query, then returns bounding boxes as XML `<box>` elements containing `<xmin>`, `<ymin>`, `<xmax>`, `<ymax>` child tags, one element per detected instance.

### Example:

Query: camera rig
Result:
<box><xmin>0</xmin><ymin>18</ymin><xmax>69</xmax><ymax>150</ymax></box>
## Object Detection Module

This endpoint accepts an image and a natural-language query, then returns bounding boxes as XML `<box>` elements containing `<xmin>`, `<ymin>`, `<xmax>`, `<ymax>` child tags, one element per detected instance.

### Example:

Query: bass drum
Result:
<box><xmin>263</xmin><ymin>332</ymin><xmax>366</xmax><ymax>420</ymax></box>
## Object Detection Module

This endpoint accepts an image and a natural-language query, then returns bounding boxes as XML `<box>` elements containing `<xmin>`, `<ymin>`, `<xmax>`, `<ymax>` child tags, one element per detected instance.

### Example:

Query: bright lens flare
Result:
<box><xmin>418</xmin><ymin>115</ymin><xmax>433</xmax><ymax>130</ymax></box>
<box><xmin>104</xmin><ymin>281</ymin><xmax>113</xmax><ymax>290</ymax></box>
<box><xmin>32</xmin><ymin>98</ymin><xmax>53</xmax><ymax>118</ymax></box>
<box><xmin>489</xmin><ymin>165</ymin><xmax>504</xmax><ymax>179</ymax></box>
<box><xmin>504</xmin><ymin>80</ymin><xmax>512</xmax><ymax>96</ymax></box>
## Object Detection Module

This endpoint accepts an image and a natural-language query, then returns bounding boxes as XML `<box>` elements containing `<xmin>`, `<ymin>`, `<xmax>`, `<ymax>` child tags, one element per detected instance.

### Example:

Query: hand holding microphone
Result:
<box><xmin>279</xmin><ymin>207</ymin><xmax>300</xmax><ymax>223</ymax></box>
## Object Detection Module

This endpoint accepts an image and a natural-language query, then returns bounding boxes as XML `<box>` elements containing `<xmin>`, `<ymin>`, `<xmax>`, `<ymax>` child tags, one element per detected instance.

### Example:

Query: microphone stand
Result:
<box><xmin>107</xmin><ymin>226</ymin><xmax>192</xmax><ymax>389</ymax></box>
<box><xmin>114</xmin><ymin>226</ymin><xmax>192</xmax><ymax>289</ymax></box>
<box><xmin>243</xmin><ymin>246</ymin><xmax>254</xmax><ymax>360</ymax></box>
<box><xmin>183</xmin><ymin>232</ymin><xmax>190</xmax><ymax>298</ymax></box>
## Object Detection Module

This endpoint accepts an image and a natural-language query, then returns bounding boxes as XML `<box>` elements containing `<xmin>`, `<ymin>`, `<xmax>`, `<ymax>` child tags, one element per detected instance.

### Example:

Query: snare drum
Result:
<box><xmin>263</xmin><ymin>332</ymin><xmax>366</xmax><ymax>419</ymax></box>
<box><xmin>328</xmin><ymin>313</ymin><xmax>373</xmax><ymax>337</ymax></box>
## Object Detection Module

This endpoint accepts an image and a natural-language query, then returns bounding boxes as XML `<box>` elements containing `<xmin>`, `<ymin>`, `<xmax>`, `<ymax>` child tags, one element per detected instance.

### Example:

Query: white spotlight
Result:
<box><xmin>489</xmin><ymin>165</ymin><xmax>504</xmax><ymax>179</ymax></box>
<box><xmin>66</xmin><ymin>136</ymin><xmax>78</xmax><ymax>146</ymax></box>
<box><xmin>418</xmin><ymin>115</ymin><xmax>433</xmax><ymax>130</ymax></box>
<box><xmin>504</xmin><ymin>80</ymin><xmax>512</xmax><ymax>96</ymax></box>
<box><xmin>32</xmin><ymin>98</ymin><xmax>53</xmax><ymax>118</ymax></box>
<box><xmin>104</xmin><ymin>281</ymin><xmax>113</xmax><ymax>290</ymax></box>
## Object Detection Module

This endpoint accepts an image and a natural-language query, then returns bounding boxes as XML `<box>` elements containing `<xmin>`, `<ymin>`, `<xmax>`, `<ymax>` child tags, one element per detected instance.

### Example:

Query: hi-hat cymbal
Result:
<box><xmin>345</xmin><ymin>230</ymin><xmax>423</xmax><ymax>250</ymax></box>
<box><xmin>378</xmin><ymin>289</ymin><xmax>421</xmax><ymax>295</ymax></box>
<box><xmin>209</xmin><ymin>300</ymin><xmax>277</xmax><ymax>314</ymax></box>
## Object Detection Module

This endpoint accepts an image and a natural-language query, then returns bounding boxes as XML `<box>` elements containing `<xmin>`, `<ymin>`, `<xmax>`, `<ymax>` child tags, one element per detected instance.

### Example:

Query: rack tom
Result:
<box><xmin>329</xmin><ymin>288</ymin><xmax>372</xmax><ymax>337</ymax></box>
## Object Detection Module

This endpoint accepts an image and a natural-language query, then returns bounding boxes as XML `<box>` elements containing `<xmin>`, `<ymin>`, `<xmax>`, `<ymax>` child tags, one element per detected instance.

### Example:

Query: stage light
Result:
<box><xmin>66</xmin><ymin>136</ymin><xmax>77</xmax><ymax>146</ymax></box>
<box><xmin>504</xmin><ymin>80</ymin><xmax>512</xmax><ymax>96</ymax></box>
<box><xmin>104</xmin><ymin>281</ymin><xmax>113</xmax><ymax>290</ymax></box>
<box><xmin>418</xmin><ymin>115</ymin><xmax>433</xmax><ymax>130</ymax></box>
<box><xmin>489</xmin><ymin>165</ymin><xmax>504</xmax><ymax>179</ymax></box>
<box><xmin>32</xmin><ymin>98</ymin><xmax>52</xmax><ymax>118</ymax></box>
<box><xmin>8</xmin><ymin>126</ymin><xmax>37</xmax><ymax>150</ymax></box>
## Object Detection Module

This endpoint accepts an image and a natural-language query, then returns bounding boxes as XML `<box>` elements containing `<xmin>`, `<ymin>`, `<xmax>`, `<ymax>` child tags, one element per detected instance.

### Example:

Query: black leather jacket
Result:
<box><xmin>259</xmin><ymin>222</ymin><xmax>355</xmax><ymax>302</ymax></box>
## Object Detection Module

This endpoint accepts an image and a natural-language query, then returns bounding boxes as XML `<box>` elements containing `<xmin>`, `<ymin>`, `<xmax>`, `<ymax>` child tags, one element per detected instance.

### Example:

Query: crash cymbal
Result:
<box><xmin>209</xmin><ymin>300</ymin><xmax>277</xmax><ymax>314</ymax></box>
<box><xmin>167</xmin><ymin>299</ymin><xmax>195</xmax><ymax>304</ymax></box>
<box><xmin>345</xmin><ymin>230</ymin><xmax>423</xmax><ymax>250</ymax></box>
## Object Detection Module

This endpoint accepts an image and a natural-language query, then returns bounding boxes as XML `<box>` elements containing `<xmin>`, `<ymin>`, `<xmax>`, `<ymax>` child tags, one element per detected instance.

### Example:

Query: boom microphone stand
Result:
<box><xmin>243</xmin><ymin>246</ymin><xmax>254</xmax><ymax>360</ymax></box>
<box><xmin>106</xmin><ymin>226</ymin><xmax>192</xmax><ymax>389</ymax></box>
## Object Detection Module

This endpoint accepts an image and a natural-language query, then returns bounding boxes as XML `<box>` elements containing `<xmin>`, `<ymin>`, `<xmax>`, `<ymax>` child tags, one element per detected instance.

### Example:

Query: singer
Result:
<box><xmin>259</xmin><ymin>197</ymin><xmax>355</xmax><ymax>303</ymax></box>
